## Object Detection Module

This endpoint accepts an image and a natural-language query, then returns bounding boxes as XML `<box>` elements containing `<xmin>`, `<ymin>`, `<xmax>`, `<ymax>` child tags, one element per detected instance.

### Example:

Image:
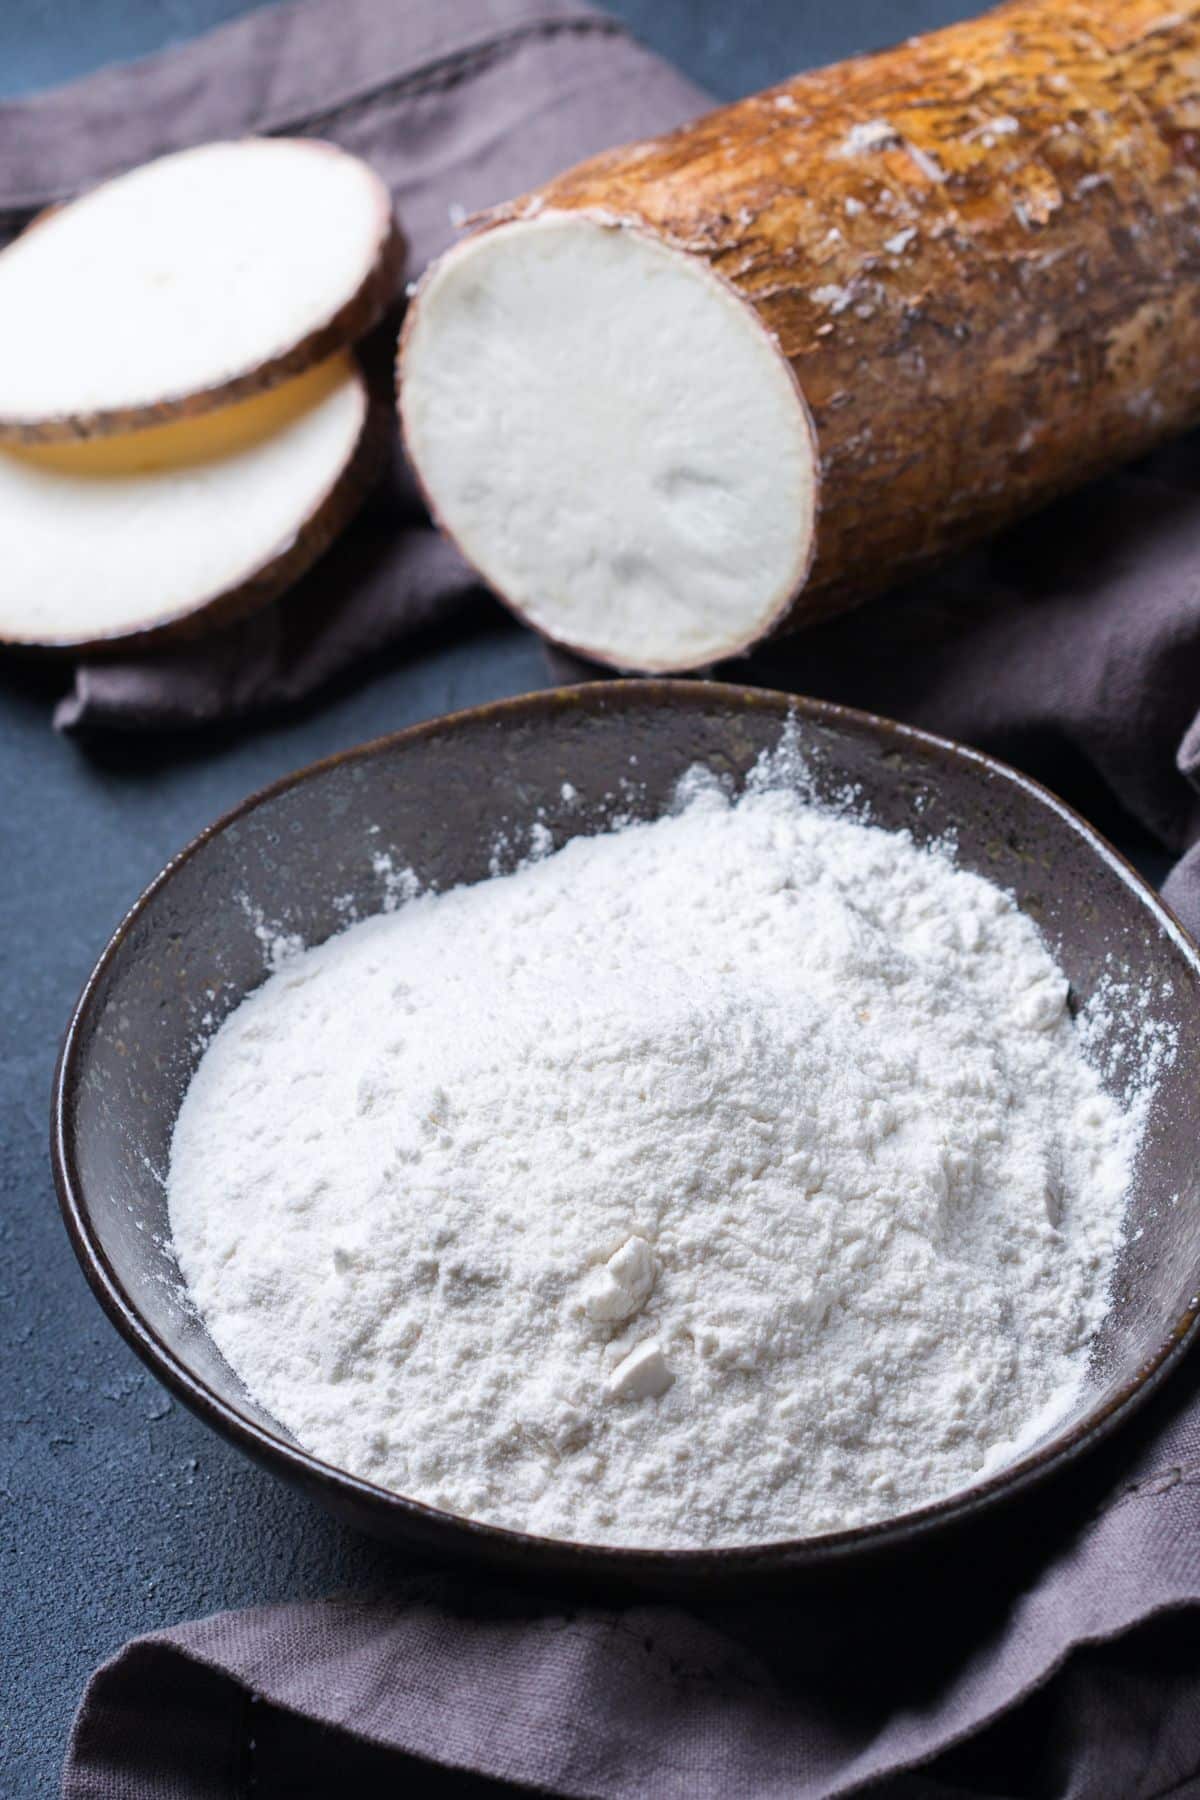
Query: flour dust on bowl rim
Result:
<box><xmin>52</xmin><ymin>682</ymin><xmax>1200</xmax><ymax>1584</ymax></box>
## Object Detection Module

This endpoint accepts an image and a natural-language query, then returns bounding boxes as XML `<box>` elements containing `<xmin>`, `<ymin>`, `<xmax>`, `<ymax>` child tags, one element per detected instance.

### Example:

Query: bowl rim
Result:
<box><xmin>51</xmin><ymin>678</ymin><xmax>1200</xmax><ymax>1578</ymax></box>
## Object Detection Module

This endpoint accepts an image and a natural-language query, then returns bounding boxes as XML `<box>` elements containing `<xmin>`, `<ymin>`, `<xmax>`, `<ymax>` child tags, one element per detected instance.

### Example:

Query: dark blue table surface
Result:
<box><xmin>0</xmin><ymin>2</ymin><xmax>1008</xmax><ymax>1792</ymax></box>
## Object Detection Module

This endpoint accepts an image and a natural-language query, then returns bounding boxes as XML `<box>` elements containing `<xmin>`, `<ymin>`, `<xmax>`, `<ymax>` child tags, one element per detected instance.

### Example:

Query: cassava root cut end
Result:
<box><xmin>398</xmin><ymin>213</ymin><xmax>817</xmax><ymax>672</ymax></box>
<box><xmin>0</xmin><ymin>352</ymin><xmax>382</xmax><ymax>651</ymax></box>
<box><xmin>0</xmin><ymin>139</ymin><xmax>403</xmax><ymax>443</ymax></box>
<box><xmin>399</xmin><ymin>0</ymin><xmax>1200</xmax><ymax>673</ymax></box>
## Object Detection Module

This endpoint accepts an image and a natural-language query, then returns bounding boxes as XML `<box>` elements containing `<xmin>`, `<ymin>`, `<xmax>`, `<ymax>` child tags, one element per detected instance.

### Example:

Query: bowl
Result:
<box><xmin>52</xmin><ymin>680</ymin><xmax>1200</xmax><ymax>1585</ymax></box>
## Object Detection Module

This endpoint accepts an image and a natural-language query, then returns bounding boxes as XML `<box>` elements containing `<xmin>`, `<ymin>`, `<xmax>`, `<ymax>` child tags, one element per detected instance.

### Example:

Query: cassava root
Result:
<box><xmin>399</xmin><ymin>0</ymin><xmax>1200</xmax><ymax>672</ymax></box>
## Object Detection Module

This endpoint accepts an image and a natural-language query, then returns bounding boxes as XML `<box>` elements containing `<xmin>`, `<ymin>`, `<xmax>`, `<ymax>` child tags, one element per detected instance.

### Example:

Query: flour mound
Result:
<box><xmin>169</xmin><ymin>778</ymin><xmax>1139</xmax><ymax>1548</ymax></box>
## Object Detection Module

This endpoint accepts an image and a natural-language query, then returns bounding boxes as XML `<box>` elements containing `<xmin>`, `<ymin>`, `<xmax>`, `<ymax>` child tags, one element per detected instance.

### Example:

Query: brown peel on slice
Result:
<box><xmin>0</xmin><ymin>139</ymin><xmax>403</xmax><ymax>444</ymax></box>
<box><xmin>0</xmin><ymin>352</ymin><xmax>384</xmax><ymax>652</ymax></box>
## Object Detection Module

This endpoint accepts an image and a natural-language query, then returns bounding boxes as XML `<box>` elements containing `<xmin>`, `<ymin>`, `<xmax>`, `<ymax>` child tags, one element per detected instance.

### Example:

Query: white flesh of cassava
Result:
<box><xmin>0</xmin><ymin>140</ymin><xmax>390</xmax><ymax>431</ymax></box>
<box><xmin>0</xmin><ymin>354</ymin><xmax>367</xmax><ymax>645</ymax></box>
<box><xmin>400</xmin><ymin>213</ymin><xmax>816</xmax><ymax>671</ymax></box>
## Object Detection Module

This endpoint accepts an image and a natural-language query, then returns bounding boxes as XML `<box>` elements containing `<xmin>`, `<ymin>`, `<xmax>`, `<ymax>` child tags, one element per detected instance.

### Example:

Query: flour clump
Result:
<box><xmin>168</xmin><ymin>767</ymin><xmax>1141</xmax><ymax>1547</ymax></box>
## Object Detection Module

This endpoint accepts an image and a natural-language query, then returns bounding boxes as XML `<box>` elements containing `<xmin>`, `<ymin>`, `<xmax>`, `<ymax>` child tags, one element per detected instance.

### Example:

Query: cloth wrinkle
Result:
<box><xmin>277</xmin><ymin>17</ymin><xmax>628</xmax><ymax>140</ymax></box>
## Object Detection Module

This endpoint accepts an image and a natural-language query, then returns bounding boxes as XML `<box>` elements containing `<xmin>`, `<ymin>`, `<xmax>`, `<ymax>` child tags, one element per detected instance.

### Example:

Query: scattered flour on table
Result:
<box><xmin>168</xmin><ymin>764</ymin><xmax>1146</xmax><ymax>1548</ymax></box>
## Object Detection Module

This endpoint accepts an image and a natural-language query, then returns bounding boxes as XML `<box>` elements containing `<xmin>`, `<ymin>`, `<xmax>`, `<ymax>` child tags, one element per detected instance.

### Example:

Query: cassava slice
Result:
<box><xmin>0</xmin><ymin>353</ymin><xmax>380</xmax><ymax>651</ymax></box>
<box><xmin>398</xmin><ymin>0</ymin><xmax>1200</xmax><ymax>673</ymax></box>
<box><xmin>0</xmin><ymin>139</ymin><xmax>402</xmax><ymax>443</ymax></box>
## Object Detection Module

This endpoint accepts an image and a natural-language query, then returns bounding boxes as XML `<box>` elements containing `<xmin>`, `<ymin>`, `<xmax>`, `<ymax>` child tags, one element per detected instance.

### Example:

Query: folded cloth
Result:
<box><xmin>22</xmin><ymin>2</ymin><xmax>1198</xmax><ymax>1796</ymax></box>
<box><xmin>61</xmin><ymin>1385</ymin><xmax>1200</xmax><ymax>1798</ymax></box>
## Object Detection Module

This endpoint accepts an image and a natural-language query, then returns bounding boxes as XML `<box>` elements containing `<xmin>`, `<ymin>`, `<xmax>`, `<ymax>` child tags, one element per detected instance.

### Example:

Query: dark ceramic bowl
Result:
<box><xmin>53</xmin><ymin>681</ymin><xmax>1200</xmax><ymax>1585</ymax></box>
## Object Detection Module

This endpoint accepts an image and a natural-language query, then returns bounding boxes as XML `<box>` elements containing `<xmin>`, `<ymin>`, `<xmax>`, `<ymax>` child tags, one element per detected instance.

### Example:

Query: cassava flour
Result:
<box><xmin>169</xmin><ymin>765</ymin><xmax>1142</xmax><ymax>1548</ymax></box>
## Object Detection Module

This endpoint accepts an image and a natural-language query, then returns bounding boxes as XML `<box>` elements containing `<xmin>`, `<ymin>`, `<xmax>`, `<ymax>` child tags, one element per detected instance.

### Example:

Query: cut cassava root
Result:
<box><xmin>0</xmin><ymin>139</ymin><xmax>403</xmax><ymax>443</ymax></box>
<box><xmin>398</xmin><ymin>0</ymin><xmax>1200</xmax><ymax>673</ymax></box>
<box><xmin>400</xmin><ymin>216</ymin><xmax>817</xmax><ymax>671</ymax></box>
<box><xmin>0</xmin><ymin>354</ymin><xmax>382</xmax><ymax>651</ymax></box>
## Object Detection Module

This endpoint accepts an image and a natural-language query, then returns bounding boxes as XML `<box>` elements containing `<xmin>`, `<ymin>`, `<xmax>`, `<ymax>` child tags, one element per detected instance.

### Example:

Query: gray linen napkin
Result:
<box><xmin>12</xmin><ymin>3</ymin><xmax>1195</xmax><ymax>1795</ymax></box>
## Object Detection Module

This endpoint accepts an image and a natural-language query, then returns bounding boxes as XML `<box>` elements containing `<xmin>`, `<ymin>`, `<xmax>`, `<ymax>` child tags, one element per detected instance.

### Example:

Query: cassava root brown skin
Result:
<box><xmin>414</xmin><ymin>0</ymin><xmax>1200</xmax><ymax>661</ymax></box>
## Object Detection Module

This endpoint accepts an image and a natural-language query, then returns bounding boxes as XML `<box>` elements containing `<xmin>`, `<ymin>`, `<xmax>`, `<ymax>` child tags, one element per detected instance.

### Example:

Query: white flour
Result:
<box><xmin>168</xmin><ymin>763</ymin><xmax>1143</xmax><ymax>1547</ymax></box>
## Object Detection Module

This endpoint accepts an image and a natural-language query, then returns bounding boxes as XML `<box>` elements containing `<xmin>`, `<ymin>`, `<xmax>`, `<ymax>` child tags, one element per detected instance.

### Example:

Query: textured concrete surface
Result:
<box><xmin>0</xmin><ymin>2</ymin><xmax>990</xmax><ymax>1793</ymax></box>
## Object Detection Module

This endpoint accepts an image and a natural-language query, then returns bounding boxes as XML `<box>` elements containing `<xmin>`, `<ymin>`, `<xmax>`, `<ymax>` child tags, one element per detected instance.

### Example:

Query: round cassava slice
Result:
<box><xmin>0</xmin><ymin>139</ymin><xmax>402</xmax><ymax>443</ymax></box>
<box><xmin>0</xmin><ymin>352</ymin><xmax>381</xmax><ymax>651</ymax></box>
<box><xmin>398</xmin><ymin>213</ymin><xmax>816</xmax><ymax>674</ymax></box>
